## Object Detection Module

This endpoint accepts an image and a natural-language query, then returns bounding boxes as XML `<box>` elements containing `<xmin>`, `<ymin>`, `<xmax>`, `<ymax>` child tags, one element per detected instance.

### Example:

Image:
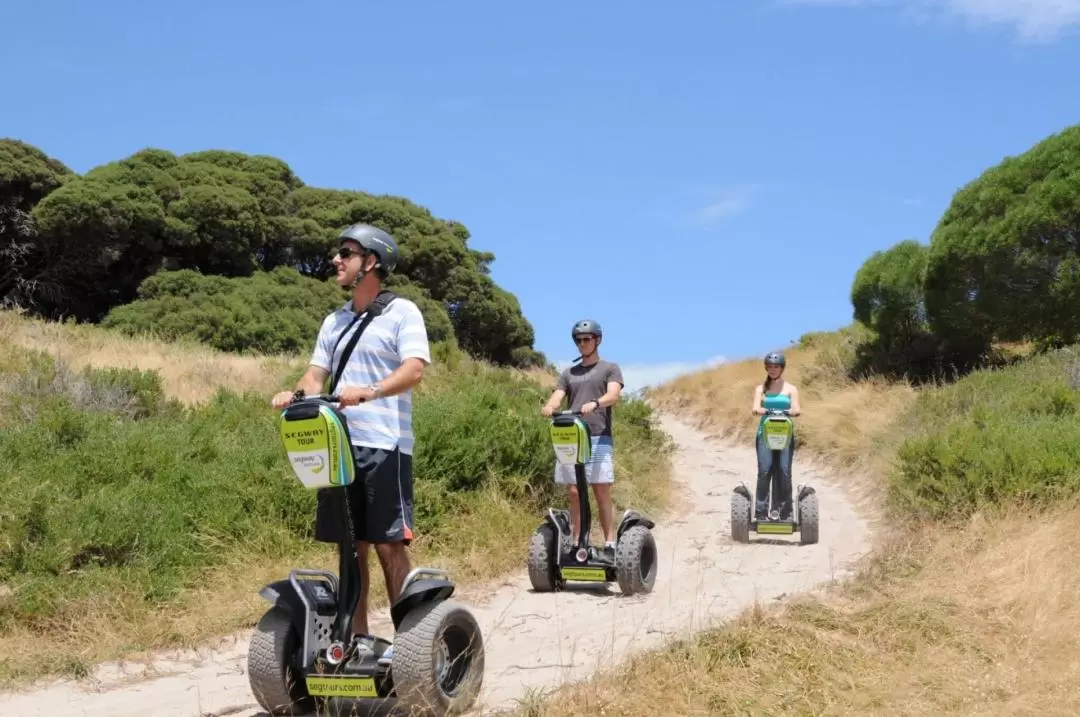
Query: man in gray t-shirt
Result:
<box><xmin>541</xmin><ymin>319</ymin><xmax>625</xmax><ymax>559</ymax></box>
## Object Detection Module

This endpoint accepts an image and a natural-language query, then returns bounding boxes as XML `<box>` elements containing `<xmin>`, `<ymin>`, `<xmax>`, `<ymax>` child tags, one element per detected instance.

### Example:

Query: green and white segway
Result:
<box><xmin>731</xmin><ymin>409</ymin><xmax>819</xmax><ymax>545</ymax></box>
<box><xmin>526</xmin><ymin>410</ymin><xmax>658</xmax><ymax>595</ymax></box>
<box><xmin>247</xmin><ymin>392</ymin><xmax>485</xmax><ymax>716</ymax></box>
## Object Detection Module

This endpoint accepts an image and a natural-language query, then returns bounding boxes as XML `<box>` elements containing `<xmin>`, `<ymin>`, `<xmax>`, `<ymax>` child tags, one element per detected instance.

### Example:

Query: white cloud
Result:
<box><xmin>693</xmin><ymin>185</ymin><xmax>758</xmax><ymax>227</ymax></box>
<box><xmin>782</xmin><ymin>0</ymin><xmax>1080</xmax><ymax>40</ymax></box>
<box><xmin>947</xmin><ymin>0</ymin><xmax>1080</xmax><ymax>38</ymax></box>
<box><xmin>553</xmin><ymin>355</ymin><xmax>728</xmax><ymax>396</ymax></box>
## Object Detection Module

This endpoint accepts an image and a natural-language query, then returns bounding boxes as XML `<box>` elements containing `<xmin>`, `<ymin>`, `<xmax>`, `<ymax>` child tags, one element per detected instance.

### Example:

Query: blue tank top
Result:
<box><xmin>757</xmin><ymin>392</ymin><xmax>793</xmax><ymax>436</ymax></box>
<box><xmin>762</xmin><ymin>393</ymin><xmax>791</xmax><ymax>411</ymax></box>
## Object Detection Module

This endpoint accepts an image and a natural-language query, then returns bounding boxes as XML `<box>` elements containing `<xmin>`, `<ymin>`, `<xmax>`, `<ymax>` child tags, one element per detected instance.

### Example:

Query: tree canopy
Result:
<box><xmin>848</xmin><ymin>123</ymin><xmax>1080</xmax><ymax>378</ymax></box>
<box><xmin>0</xmin><ymin>140</ymin><xmax>543</xmax><ymax>366</ymax></box>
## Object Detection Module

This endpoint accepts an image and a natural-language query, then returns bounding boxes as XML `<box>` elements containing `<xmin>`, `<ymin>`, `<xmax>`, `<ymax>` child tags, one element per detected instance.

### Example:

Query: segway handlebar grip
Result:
<box><xmin>551</xmin><ymin>410</ymin><xmax>585</xmax><ymax>418</ymax></box>
<box><xmin>291</xmin><ymin>392</ymin><xmax>342</xmax><ymax>405</ymax></box>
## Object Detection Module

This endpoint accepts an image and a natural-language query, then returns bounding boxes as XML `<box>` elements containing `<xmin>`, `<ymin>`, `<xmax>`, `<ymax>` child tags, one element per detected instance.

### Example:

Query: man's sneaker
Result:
<box><xmin>602</xmin><ymin>541</ymin><xmax>616</xmax><ymax>561</ymax></box>
<box><xmin>350</xmin><ymin>634</ymin><xmax>377</xmax><ymax>658</ymax></box>
<box><xmin>377</xmin><ymin>644</ymin><xmax>394</xmax><ymax>666</ymax></box>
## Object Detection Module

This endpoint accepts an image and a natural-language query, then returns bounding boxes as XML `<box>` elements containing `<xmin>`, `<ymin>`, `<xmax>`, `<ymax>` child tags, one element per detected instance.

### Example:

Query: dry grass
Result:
<box><xmin>0</xmin><ymin>309</ymin><xmax>560</xmax><ymax>408</ymax></box>
<box><xmin>0</xmin><ymin>309</ymin><xmax>301</xmax><ymax>405</ymax></box>
<box><xmin>646</xmin><ymin>335</ymin><xmax>916</xmax><ymax>512</ymax></box>
<box><xmin>518</xmin><ymin>500</ymin><xmax>1080</xmax><ymax>717</ymax></box>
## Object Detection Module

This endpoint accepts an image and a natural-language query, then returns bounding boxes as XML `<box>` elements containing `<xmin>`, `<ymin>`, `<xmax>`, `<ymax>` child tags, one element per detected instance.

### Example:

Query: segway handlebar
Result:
<box><xmin>551</xmin><ymin>409</ymin><xmax>585</xmax><ymax>418</ymax></box>
<box><xmin>289</xmin><ymin>390</ymin><xmax>341</xmax><ymax>405</ymax></box>
<box><xmin>763</xmin><ymin>408</ymin><xmax>791</xmax><ymax>416</ymax></box>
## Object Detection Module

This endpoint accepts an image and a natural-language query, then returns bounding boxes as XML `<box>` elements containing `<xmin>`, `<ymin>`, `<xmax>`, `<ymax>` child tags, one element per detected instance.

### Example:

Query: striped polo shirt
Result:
<box><xmin>309</xmin><ymin>296</ymin><xmax>431</xmax><ymax>455</ymax></box>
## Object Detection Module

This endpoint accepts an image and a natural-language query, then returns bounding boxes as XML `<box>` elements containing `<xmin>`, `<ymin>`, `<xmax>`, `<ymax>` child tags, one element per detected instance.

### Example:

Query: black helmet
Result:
<box><xmin>764</xmin><ymin>351</ymin><xmax>786</xmax><ymax>367</ymax></box>
<box><xmin>571</xmin><ymin>319</ymin><xmax>602</xmax><ymax>340</ymax></box>
<box><xmin>338</xmin><ymin>223</ymin><xmax>399</xmax><ymax>275</ymax></box>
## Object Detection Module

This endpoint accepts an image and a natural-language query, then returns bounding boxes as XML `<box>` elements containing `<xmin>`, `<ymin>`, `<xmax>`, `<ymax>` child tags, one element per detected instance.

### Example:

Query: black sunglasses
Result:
<box><xmin>574</xmin><ymin>335</ymin><xmax>596</xmax><ymax>344</ymax></box>
<box><xmin>335</xmin><ymin>246</ymin><xmax>365</xmax><ymax>260</ymax></box>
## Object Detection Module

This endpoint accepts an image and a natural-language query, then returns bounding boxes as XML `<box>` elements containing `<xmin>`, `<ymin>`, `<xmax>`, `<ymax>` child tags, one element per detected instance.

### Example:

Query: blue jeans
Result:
<box><xmin>755</xmin><ymin>433</ymin><xmax>794</xmax><ymax>518</ymax></box>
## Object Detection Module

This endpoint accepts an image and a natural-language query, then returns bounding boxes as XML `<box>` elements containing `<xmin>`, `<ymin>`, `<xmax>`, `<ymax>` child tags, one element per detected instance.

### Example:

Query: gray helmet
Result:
<box><xmin>571</xmin><ymin>319</ymin><xmax>602</xmax><ymax>340</ymax></box>
<box><xmin>764</xmin><ymin>351</ymin><xmax>786</xmax><ymax>367</ymax></box>
<box><xmin>338</xmin><ymin>223</ymin><xmax>399</xmax><ymax>275</ymax></box>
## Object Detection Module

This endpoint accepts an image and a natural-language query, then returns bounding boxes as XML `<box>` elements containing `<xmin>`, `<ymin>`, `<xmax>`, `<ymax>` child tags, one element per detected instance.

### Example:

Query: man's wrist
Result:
<box><xmin>368</xmin><ymin>382</ymin><xmax>384</xmax><ymax>398</ymax></box>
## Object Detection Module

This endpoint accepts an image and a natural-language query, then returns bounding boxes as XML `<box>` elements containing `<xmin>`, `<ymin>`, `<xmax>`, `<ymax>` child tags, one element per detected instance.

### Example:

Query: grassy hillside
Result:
<box><xmin>0</xmin><ymin>309</ymin><xmax>674</xmax><ymax>687</ymax></box>
<box><xmin>650</xmin><ymin>325</ymin><xmax>917</xmax><ymax>514</ymax></box>
<box><xmin>518</xmin><ymin>328</ymin><xmax>1080</xmax><ymax>716</ymax></box>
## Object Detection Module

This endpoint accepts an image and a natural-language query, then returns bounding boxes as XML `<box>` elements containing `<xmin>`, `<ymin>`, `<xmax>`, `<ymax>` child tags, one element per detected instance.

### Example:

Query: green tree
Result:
<box><xmin>101</xmin><ymin>267</ymin><xmax>457</xmax><ymax>355</ymax></box>
<box><xmin>0</xmin><ymin>139</ymin><xmax>74</xmax><ymax>309</ymax></box>
<box><xmin>848</xmin><ymin>239</ymin><xmax>947</xmax><ymax>380</ymax></box>
<box><xmin>924</xmin><ymin>123</ymin><xmax>1080</xmax><ymax>352</ymax></box>
<box><xmin>0</xmin><ymin>141</ymin><xmax>543</xmax><ymax>365</ymax></box>
<box><xmin>851</xmin><ymin>239</ymin><xmax>929</xmax><ymax>346</ymax></box>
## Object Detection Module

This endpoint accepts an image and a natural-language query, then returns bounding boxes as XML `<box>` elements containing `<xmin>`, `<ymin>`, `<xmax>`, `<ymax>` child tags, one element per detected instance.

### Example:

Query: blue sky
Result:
<box><xmin>4</xmin><ymin>0</ymin><xmax>1080</xmax><ymax>392</ymax></box>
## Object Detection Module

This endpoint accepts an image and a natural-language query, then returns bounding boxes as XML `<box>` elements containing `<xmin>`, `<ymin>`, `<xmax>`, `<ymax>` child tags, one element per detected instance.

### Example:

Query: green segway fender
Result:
<box><xmin>550</xmin><ymin>414</ymin><xmax>592</xmax><ymax>466</ymax></box>
<box><xmin>279</xmin><ymin>401</ymin><xmax>356</xmax><ymax>489</ymax></box>
<box><xmin>762</xmin><ymin>415</ymin><xmax>793</xmax><ymax>452</ymax></box>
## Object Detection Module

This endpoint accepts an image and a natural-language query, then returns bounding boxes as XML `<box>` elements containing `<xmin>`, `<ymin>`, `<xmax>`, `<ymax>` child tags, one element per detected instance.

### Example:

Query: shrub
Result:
<box><xmin>888</xmin><ymin>349</ymin><xmax>1080</xmax><ymax>520</ymax></box>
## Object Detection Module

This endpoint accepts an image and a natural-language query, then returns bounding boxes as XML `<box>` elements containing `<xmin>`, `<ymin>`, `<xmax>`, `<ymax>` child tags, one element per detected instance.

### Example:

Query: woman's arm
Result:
<box><xmin>751</xmin><ymin>384</ymin><xmax>765</xmax><ymax>414</ymax></box>
<box><xmin>788</xmin><ymin>384</ymin><xmax>802</xmax><ymax>416</ymax></box>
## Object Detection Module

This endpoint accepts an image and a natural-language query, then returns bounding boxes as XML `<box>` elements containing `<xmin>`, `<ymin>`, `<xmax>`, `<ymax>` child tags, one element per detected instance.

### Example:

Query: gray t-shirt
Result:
<box><xmin>556</xmin><ymin>360</ymin><xmax>625</xmax><ymax>439</ymax></box>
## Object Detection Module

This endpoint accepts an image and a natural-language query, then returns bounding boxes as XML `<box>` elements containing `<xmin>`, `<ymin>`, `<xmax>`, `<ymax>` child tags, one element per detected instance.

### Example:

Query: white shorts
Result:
<box><xmin>554</xmin><ymin>437</ymin><xmax>615</xmax><ymax>485</ymax></box>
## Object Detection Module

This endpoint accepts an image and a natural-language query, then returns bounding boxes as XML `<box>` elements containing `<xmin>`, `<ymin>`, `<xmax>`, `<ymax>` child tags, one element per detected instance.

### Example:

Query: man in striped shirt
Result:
<box><xmin>272</xmin><ymin>223</ymin><xmax>431</xmax><ymax>654</ymax></box>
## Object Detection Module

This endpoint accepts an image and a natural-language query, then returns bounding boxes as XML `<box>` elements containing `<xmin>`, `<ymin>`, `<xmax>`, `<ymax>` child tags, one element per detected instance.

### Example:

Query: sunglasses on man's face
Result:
<box><xmin>335</xmin><ymin>246</ymin><xmax>364</xmax><ymax>260</ymax></box>
<box><xmin>574</xmin><ymin>335</ymin><xmax>596</xmax><ymax>345</ymax></box>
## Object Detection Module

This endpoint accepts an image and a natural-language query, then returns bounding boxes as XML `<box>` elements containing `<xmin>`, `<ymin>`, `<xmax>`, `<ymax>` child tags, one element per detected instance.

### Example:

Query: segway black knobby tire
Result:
<box><xmin>730</xmin><ymin>491</ymin><xmax>751</xmax><ymax>543</ymax></box>
<box><xmin>798</xmin><ymin>490</ymin><xmax>820</xmax><ymax>545</ymax></box>
<box><xmin>615</xmin><ymin>524</ymin><xmax>657</xmax><ymax>595</ymax></box>
<box><xmin>392</xmin><ymin>600</ymin><xmax>485</xmax><ymax>716</ymax></box>
<box><xmin>527</xmin><ymin>523</ymin><xmax>558</xmax><ymax>592</ymax></box>
<box><xmin>247</xmin><ymin>605</ymin><xmax>313</xmax><ymax>716</ymax></box>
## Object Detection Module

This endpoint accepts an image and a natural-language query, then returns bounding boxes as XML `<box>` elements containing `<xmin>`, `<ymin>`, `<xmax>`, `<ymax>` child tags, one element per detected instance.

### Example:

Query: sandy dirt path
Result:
<box><xmin>0</xmin><ymin>412</ymin><xmax>873</xmax><ymax>717</ymax></box>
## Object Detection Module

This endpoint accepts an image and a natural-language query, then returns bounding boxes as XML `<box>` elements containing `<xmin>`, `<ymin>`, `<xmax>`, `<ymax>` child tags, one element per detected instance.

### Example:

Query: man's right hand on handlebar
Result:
<box><xmin>540</xmin><ymin>404</ymin><xmax>557</xmax><ymax>418</ymax></box>
<box><xmin>271</xmin><ymin>390</ymin><xmax>296</xmax><ymax>410</ymax></box>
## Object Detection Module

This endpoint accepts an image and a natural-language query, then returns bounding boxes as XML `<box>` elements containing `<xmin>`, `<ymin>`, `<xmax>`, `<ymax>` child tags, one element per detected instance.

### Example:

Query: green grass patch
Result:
<box><xmin>888</xmin><ymin>347</ymin><xmax>1080</xmax><ymax>520</ymax></box>
<box><xmin>0</xmin><ymin>342</ymin><xmax>673</xmax><ymax>684</ymax></box>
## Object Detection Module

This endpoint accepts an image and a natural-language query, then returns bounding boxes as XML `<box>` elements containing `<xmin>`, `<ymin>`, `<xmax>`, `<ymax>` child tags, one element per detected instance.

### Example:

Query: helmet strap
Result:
<box><xmin>348</xmin><ymin>251</ymin><xmax>380</xmax><ymax>290</ymax></box>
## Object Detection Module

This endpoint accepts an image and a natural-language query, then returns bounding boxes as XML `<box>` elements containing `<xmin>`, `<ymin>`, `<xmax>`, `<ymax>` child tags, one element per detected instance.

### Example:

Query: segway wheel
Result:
<box><xmin>527</xmin><ymin>523</ymin><xmax>558</xmax><ymax>592</ymax></box>
<box><xmin>798</xmin><ymin>489</ymin><xmax>820</xmax><ymax>545</ymax></box>
<box><xmin>730</xmin><ymin>491</ymin><xmax>751</xmax><ymax>543</ymax></box>
<box><xmin>247</xmin><ymin>605</ymin><xmax>313</xmax><ymax>716</ymax></box>
<box><xmin>392</xmin><ymin>600</ymin><xmax>485</xmax><ymax>716</ymax></box>
<box><xmin>615</xmin><ymin>524</ymin><xmax>657</xmax><ymax>595</ymax></box>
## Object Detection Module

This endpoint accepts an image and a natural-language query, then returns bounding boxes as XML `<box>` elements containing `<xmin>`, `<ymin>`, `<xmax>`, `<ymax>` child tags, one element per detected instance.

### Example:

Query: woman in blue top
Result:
<box><xmin>749</xmin><ymin>352</ymin><xmax>802</xmax><ymax>520</ymax></box>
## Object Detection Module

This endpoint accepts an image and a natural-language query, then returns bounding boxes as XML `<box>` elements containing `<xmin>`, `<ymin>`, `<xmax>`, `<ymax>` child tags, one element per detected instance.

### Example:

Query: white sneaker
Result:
<box><xmin>351</xmin><ymin>634</ymin><xmax>377</xmax><ymax>657</ymax></box>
